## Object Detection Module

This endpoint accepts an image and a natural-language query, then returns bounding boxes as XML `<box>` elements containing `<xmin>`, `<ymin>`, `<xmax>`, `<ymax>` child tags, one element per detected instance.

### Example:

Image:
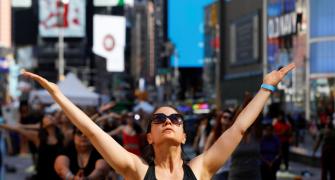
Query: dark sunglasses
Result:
<box><xmin>152</xmin><ymin>113</ymin><xmax>184</xmax><ymax>125</ymax></box>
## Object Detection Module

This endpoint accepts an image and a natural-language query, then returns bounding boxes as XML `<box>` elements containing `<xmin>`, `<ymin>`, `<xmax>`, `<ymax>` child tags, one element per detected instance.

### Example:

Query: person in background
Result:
<box><xmin>260</xmin><ymin>124</ymin><xmax>281</xmax><ymax>180</ymax></box>
<box><xmin>228</xmin><ymin>92</ymin><xmax>263</xmax><ymax>180</ymax></box>
<box><xmin>0</xmin><ymin>111</ymin><xmax>64</xmax><ymax>180</ymax></box>
<box><xmin>273</xmin><ymin>111</ymin><xmax>292</xmax><ymax>171</ymax></box>
<box><xmin>313</xmin><ymin>118</ymin><xmax>335</xmax><ymax>180</ymax></box>
<box><xmin>204</xmin><ymin>109</ymin><xmax>234</xmax><ymax>180</ymax></box>
<box><xmin>23</xmin><ymin>63</ymin><xmax>295</xmax><ymax>179</ymax></box>
<box><xmin>193</xmin><ymin>114</ymin><xmax>212</xmax><ymax>155</ymax></box>
<box><xmin>54</xmin><ymin>128</ymin><xmax>109</xmax><ymax>179</ymax></box>
<box><xmin>108</xmin><ymin>112</ymin><xmax>145</xmax><ymax>156</ymax></box>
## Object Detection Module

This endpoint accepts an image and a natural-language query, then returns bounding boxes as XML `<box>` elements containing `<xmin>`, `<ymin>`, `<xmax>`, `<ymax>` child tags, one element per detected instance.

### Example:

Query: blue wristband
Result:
<box><xmin>261</xmin><ymin>84</ymin><xmax>276</xmax><ymax>92</ymax></box>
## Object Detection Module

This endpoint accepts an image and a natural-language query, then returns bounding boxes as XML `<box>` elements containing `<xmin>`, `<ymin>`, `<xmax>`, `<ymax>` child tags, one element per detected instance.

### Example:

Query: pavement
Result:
<box><xmin>277</xmin><ymin>161</ymin><xmax>321</xmax><ymax>180</ymax></box>
<box><xmin>4</xmin><ymin>154</ymin><xmax>34</xmax><ymax>180</ymax></box>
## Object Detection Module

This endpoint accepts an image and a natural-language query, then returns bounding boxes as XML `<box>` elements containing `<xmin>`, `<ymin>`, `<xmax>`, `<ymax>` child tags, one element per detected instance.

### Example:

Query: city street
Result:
<box><xmin>1</xmin><ymin>0</ymin><xmax>335</xmax><ymax>179</ymax></box>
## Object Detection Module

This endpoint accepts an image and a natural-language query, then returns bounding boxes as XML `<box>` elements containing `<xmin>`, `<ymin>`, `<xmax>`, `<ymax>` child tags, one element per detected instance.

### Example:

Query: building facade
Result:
<box><xmin>220</xmin><ymin>0</ymin><xmax>263</xmax><ymax>107</ymax></box>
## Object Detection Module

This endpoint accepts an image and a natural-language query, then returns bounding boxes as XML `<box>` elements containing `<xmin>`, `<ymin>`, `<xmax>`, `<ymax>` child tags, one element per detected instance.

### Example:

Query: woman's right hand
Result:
<box><xmin>21</xmin><ymin>71</ymin><xmax>60</xmax><ymax>94</ymax></box>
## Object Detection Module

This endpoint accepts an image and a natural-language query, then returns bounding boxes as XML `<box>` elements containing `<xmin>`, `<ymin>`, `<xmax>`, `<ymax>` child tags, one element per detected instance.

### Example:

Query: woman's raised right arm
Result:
<box><xmin>0</xmin><ymin>124</ymin><xmax>39</xmax><ymax>146</ymax></box>
<box><xmin>22</xmin><ymin>72</ymin><xmax>146</xmax><ymax>175</ymax></box>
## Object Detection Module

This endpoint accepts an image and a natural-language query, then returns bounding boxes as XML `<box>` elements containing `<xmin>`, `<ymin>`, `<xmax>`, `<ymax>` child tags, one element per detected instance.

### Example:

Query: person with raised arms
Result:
<box><xmin>22</xmin><ymin>63</ymin><xmax>295</xmax><ymax>180</ymax></box>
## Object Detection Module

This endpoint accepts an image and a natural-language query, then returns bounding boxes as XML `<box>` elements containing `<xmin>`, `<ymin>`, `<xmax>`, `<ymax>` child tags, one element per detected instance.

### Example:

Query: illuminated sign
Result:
<box><xmin>168</xmin><ymin>0</ymin><xmax>213</xmax><ymax>67</ymax></box>
<box><xmin>268</xmin><ymin>12</ymin><xmax>297</xmax><ymax>38</ymax></box>
<box><xmin>192</xmin><ymin>103</ymin><xmax>210</xmax><ymax>114</ymax></box>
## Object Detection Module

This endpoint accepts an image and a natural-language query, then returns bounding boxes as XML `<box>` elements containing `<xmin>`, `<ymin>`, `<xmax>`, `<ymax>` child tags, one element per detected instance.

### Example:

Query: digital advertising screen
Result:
<box><xmin>168</xmin><ymin>0</ymin><xmax>213</xmax><ymax>67</ymax></box>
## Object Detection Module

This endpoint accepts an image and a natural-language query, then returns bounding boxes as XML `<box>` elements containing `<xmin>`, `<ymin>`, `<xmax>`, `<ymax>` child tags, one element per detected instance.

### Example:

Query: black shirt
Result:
<box><xmin>61</xmin><ymin>142</ymin><xmax>103</xmax><ymax>177</ymax></box>
<box><xmin>36</xmin><ymin>141</ymin><xmax>63</xmax><ymax>180</ymax></box>
<box><xmin>143</xmin><ymin>163</ymin><xmax>197</xmax><ymax>180</ymax></box>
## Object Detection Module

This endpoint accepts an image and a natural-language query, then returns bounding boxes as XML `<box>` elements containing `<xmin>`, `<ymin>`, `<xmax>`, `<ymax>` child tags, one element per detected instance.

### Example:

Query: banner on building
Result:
<box><xmin>106</xmin><ymin>47</ymin><xmax>125</xmax><ymax>72</ymax></box>
<box><xmin>12</xmin><ymin>0</ymin><xmax>32</xmax><ymax>8</ymax></box>
<box><xmin>94</xmin><ymin>0</ymin><xmax>134</xmax><ymax>7</ymax></box>
<box><xmin>39</xmin><ymin>0</ymin><xmax>86</xmax><ymax>37</ymax></box>
<box><xmin>93</xmin><ymin>15</ymin><xmax>126</xmax><ymax>72</ymax></box>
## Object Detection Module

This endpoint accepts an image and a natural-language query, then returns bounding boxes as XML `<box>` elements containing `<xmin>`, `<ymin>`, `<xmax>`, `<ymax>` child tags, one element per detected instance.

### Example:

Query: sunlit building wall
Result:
<box><xmin>0</xmin><ymin>0</ymin><xmax>11</xmax><ymax>48</ymax></box>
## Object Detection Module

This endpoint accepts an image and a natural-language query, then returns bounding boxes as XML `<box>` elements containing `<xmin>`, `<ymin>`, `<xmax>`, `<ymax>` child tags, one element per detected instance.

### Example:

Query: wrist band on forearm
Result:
<box><xmin>261</xmin><ymin>84</ymin><xmax>276</xmax><ymax>92</ymax></box>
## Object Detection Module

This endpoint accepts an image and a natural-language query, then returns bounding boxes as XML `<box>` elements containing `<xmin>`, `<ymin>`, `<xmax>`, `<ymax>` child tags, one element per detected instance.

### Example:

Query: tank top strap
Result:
<box><xmin>143</xmin><ymin>165</ymin><xmax>156</xmax><ymax>180</ymax></box>
<box><xmin>143</xmin><ymin>163</ymin><xmax>197</xmax><ymax>180</ymax></box>
<box><xmin>182</xmin><ymin>164</ymin><xmax>197</xmax><ymax>180</ymax></box>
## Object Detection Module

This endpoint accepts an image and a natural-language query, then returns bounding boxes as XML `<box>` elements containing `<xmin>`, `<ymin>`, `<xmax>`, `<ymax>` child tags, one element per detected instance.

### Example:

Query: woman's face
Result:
<box><xmin>220</xmin><ymin>112</ymin><xmax>232</xmax><ymax>127</ymax></box>
<box><xmin>42</xmin><ymin>115</ymin><xmax>56</xmax><ymax>128</ymax></box>
<box><xmin>74</xmin><ymin>130</ymin><xmax>91</xmax><ymax>150</ymax></box>
<box><xmin>59</xmin><ymin>112</ymin><xmax>69</xmax><ymax>124</ymax></box>
<box><xmin>126</xmin><ymin>113</ymin><xmax>134</xmax><ymax>125</ymax></box>
<box><xmin>147</xmin><ymin>107</ymin><xmax>186</xmax><ymax>146</ymax></box>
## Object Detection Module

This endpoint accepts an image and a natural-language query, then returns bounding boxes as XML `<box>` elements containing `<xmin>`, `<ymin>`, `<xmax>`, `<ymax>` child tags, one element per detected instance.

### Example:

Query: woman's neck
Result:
<box><xmin>153</xmin><ymin>144</ymin><xmax>183</xmax><ymax>171</ymax></box>
<box><xmin>76</xmin><ymin>145</ymin><xmax>92</xmax><ymax>154</ymax></box>
<box><xmin>77</xmin><ymin>148</ymin><xmax>92</xmax><ymax>169</ymax></box>
<box><xmin>46</xmin><ymin>126</ymin><xmax>56</xmax><ymax>136</ymax></box>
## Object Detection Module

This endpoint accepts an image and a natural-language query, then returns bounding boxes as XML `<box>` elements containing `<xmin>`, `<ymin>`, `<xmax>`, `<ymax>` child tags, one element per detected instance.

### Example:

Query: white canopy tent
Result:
<box><xmin>29</xmin><ymin>73</ymin><xmax>99</xmax><ymax>106</ymax></box>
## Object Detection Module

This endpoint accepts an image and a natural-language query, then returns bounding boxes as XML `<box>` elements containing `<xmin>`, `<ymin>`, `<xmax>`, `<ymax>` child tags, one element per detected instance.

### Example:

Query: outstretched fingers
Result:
<box><xmin>279</xmin><ymin>63</ymin><xmax>296</xmax><ymax>76</ymax></box>
<box><xmin>21</xmin><ymin>71</ymin><xmax>51</xmax><ymax>89</ymax></box>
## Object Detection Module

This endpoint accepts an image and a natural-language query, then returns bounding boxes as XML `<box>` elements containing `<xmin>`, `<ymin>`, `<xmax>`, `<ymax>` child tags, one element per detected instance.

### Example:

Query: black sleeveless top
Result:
<box><xmin>36</xmin><ymin>140</ymin><xmax>63</xmax><ymax>180</ymax></box>
<box><xmin>143</xmin><ymin>164</ymin><xmax>197</xmax><ymax>180</ymax></box>
<box><xmin>61</xmin><ymin>142</ymin><xmax>103</xmax><ymax>177</ymax></box>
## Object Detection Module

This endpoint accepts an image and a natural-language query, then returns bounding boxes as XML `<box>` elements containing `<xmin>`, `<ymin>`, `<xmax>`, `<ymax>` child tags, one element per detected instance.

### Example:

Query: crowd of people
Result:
<box><xmin>0</xmin><ymin>63</ymin><xmax>332</xmax><ymax>180</ymax></box>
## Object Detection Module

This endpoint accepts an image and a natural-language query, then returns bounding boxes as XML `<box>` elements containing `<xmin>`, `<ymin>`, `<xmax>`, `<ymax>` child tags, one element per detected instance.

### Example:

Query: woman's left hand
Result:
<box><xmin>263</xmin><ymin>63</ymin><xmax>296</xmax><ymax>86</ymax></box>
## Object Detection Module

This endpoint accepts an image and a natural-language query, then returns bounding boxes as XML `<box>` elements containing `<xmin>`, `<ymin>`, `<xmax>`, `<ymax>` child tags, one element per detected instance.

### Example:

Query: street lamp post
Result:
<box><xmin>58</xmin><ymin>0</ymin><xmax>69</xmax><ymax>81</ymax></box>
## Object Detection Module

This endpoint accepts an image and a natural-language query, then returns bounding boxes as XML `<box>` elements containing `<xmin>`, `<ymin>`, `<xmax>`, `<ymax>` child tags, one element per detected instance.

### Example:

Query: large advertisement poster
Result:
<box><xmin>267</xmin><ymin>0</ymin><xmax>297</xmax><ymax>72</ymax></box>
<box><xmin>93</xmin><ymin>15</ymin><xmax>126</xmax><ymax>72</ymax></box>
<box><xmin>230</xmin><ymin>12</ymin><xmax>259</xmax><ymax>65</ymax></box>
<box><xmin>168</xmin><ymin>0</ymin><xmax>213</xmax><ymax>67</ymax></box>
<box><xmin>39</xmin><ymin>0</ymin><xmax>86</xmax><ymax>37</ymax></box>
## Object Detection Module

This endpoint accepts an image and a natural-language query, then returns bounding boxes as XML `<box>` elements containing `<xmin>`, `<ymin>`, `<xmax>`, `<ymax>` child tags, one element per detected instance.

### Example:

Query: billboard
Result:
<box><xmin>93</xmin><ymin>15</ymin><xmax>126</xmax><ymax>72</ymax></box>
<box><xmin>229</xmin><ymin>12</ymin><xmax>259</xmax><ymax>65</ymax></box>
<box><xmin>168</xmin><ymin>0</ymin><xmax>213</xmax><ymax>67</ymax></box>
<box><xmin>39</xmin><ymin>0</ymin><xmax>86</xmax><ymax>37</ymax></box>
<box><xmin>266</xmin><ymin>0</ymin><xmax>298</xmax><ymax>72</ymax></box>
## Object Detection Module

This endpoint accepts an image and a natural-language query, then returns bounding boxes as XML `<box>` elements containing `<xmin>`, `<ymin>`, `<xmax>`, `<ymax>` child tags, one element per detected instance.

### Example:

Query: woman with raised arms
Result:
<box><xmin>22</xmin><ymin>63</ymin><xmax>295</xmax><ymax>180</ymax></box>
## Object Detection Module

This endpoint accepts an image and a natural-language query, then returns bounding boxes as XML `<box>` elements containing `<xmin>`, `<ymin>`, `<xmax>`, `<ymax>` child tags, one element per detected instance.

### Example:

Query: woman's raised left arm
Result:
<box><xmin>191</xmin><ymin>63</ymin><xmax>296</xmax><ymax>176</ymax></box>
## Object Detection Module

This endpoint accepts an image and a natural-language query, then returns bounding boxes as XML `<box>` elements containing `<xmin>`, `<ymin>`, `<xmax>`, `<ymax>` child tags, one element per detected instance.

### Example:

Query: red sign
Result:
<box><xmin>103</xmin><ymin>34</ymin><xmax>115</xmax><ymax>52</ymax></box>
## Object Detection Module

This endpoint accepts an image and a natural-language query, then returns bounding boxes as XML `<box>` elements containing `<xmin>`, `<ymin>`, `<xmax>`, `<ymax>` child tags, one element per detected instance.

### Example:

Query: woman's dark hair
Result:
<box><xmin>142</xmin><ymin>105</ymin><xmax>188</xmax><ymax>165</ymax></box>
<box><xmin>39</xmin><ymin>115</ymin><xmax>64</xmax><ymax>146</ymax></box>
<box><xmin>213</xmin><ymin>109</ymin><xmax>234</xmax><ymax>141</ymax></box>
<box><xmin>124</xmin><ymin>113</ymin><xmax>143</xmax><ymax>134</ymax></box>
<box><xmin>133</xmin><ymin>121</ymin><xmax>143</xmax><ymax>134</ymax></box>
